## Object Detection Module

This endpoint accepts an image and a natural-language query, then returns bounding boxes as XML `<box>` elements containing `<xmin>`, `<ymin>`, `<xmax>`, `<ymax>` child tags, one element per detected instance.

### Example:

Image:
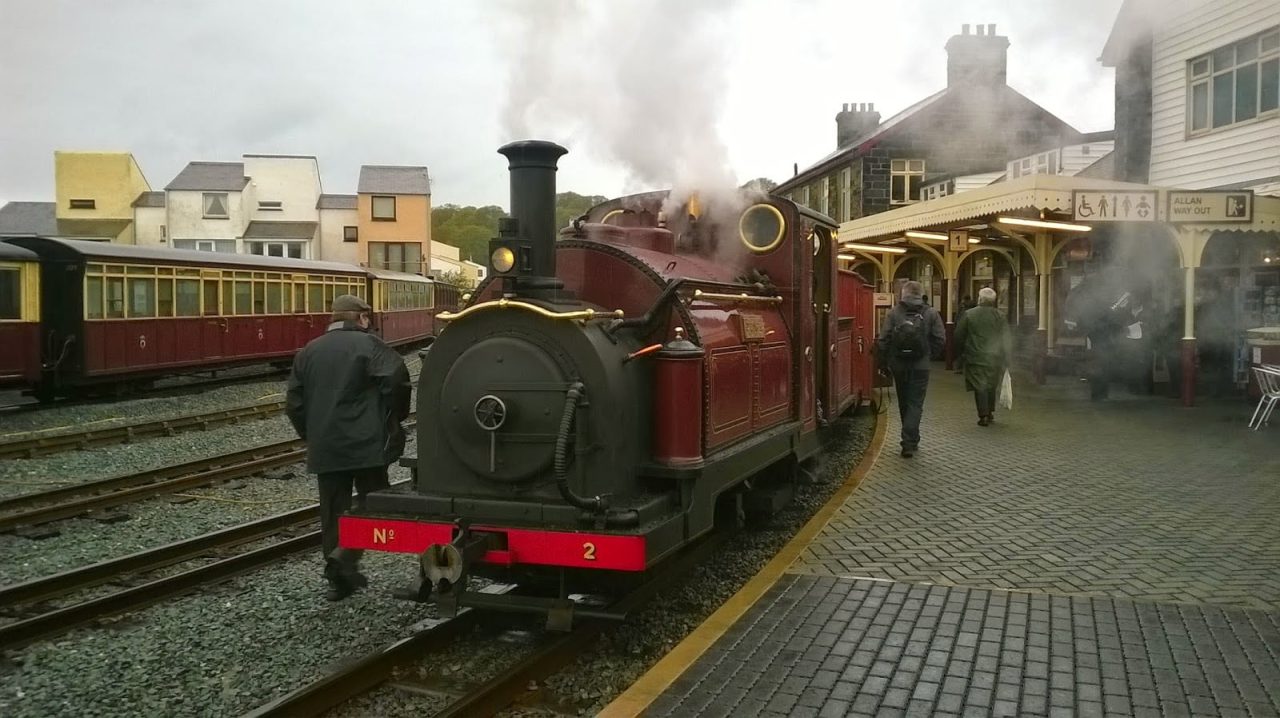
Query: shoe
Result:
<box><xmin>986</xmin><ymin>414</ymin><xmax>994</xmax><ymax>425</ymax></box>
<box><xmin>325</xmin><ymin>570</ymin><xmax>368</xmax><ymax>601</ymax></box>
<box><xmin>901</xmin><ymin>447</ymin><xmax>915</xmax><ymax>458</ymax></box>
<box><xmin>977</xmin><ymin>417</ymin><xmax>988</xmax><ymax>426</ymax></box>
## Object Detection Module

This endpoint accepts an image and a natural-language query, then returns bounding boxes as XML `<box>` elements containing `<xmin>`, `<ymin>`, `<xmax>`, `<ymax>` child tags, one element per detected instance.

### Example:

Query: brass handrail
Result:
<box><xmin>437</xmin><ymin>298</ymin><xmax>625</xmax><ymax>324</ymax></box>
<box><xmin>689</xmin><ymin>289</ymin><xmax>784</xmax><ymax>305</ymax></box>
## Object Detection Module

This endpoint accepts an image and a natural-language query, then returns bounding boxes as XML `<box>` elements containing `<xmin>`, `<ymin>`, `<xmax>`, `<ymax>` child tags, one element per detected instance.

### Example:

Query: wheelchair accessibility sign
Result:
<box><xmin>1072</xmin><ymin>190</ymin><xmax>1157</xmax><ymax>222</ymax></box>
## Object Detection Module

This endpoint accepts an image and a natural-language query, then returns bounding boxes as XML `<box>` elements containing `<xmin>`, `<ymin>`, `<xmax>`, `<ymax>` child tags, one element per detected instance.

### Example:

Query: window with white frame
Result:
<box><xmin>890</xmin><ymin>160</ymin><xmax>925</xmax><ymax>204</ymax></box>
<box><xmin>196</xmin><ymin>240</ymin><xmax>217</xmax><ymax>252</ymax></box>
<box><xmin>202</xmin><ymin>193</ymin><xmax>229</xmax><ymax>219</ymax></box>
<box><xmin>249</xmin><ymin>241</ymin><xmax>304</xmax><ymax>259</ymax></box>
<box><xmin>1188</xmin><ymin>28</ymin><xmax>1279</xmax><ymax>134</ymax></box>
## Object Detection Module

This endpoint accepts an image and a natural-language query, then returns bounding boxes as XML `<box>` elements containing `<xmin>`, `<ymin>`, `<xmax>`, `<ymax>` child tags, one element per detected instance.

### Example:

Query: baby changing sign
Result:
<box><xmin>1167</xmin><ymin>190</ymin><xmax>1252</xmax><ymax>223</ymax></box>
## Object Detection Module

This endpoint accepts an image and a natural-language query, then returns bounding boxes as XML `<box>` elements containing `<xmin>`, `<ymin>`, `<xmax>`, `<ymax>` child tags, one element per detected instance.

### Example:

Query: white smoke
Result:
<box><xmin>497</xmin><ymin>0</ymin><xmax>744</xmax><ymax>211</ymax></box>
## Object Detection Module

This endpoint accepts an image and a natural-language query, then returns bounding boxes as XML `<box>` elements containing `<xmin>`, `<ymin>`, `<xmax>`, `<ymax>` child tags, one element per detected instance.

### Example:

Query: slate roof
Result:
<box><xmin>358</xmin><ymin>165</ymin><xmax>431</xmax><ymax>195</ymax></box>
<box><xmin>241</xmin><ymin>221</ymin><xmax>318</xmax><ymax>240</ymax></box>
<box><xmin>0</xmin><ymin>201</ymin><xmax>57</xmax><ymax>236</ymax></box>
<box><xmin>165</xmin><ymin>162</ymin><xmax>249</xmax><ymax>192</ymax></box>
<box><xmin>317</xmin><ymin>193</ymin><xmax>358</xmax><ymax>210</ymax></box>
<box><xmin>132</xmin><ymin>191</ymin><xmax>165</xmax><ymax>208</ymax></box>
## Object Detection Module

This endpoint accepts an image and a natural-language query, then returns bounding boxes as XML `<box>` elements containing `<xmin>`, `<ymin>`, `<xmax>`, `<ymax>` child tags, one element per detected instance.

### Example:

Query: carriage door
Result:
<box><xmin>201</xmin><ymin>274</ymin><xmax>225</xmax><ymax>359</ymax></box>
<box><xmin>812</xmin><ymin>226</ymin><xmax>838</xmax><ymax>424</ymax></box>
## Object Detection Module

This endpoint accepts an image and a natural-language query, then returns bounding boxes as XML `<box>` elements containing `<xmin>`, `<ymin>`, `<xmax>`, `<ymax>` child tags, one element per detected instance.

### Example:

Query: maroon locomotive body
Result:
<box><xmin>341</xmin><ymin>141</ymin><xmax>876</xmax><ymax>626</ymax></box>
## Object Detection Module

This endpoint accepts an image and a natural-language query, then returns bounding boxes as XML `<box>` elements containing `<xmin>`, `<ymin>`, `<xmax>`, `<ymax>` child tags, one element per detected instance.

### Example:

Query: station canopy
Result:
<box><xmin>839</xmin><ymin>174</ymin><xmax>1280</xmax><ymax>245</ymax></box>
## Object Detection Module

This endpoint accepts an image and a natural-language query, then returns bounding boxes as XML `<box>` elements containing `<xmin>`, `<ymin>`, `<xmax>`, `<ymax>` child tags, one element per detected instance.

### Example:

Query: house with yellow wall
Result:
<box><xmin>0</xmin><ymin>151</ymin><xmax>151</xmax><ymax>243</ymax></box>
<box><xmin>356</xmin><ymin>165</ymin><xmax>431</xmax><ymax>273</ymax></box>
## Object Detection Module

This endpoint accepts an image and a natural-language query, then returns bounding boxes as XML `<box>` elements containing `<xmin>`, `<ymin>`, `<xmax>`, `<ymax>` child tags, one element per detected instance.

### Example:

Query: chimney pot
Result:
<box><xmin>842</xmin><ymin>103</ymin><xmax>848</xmax><ymax>111</ymax></box>
<box><xmin>962</xmin><ymin>23</ymin><xmax>969</xmax><ymax>35</ymax></box>
<box><xmin>977</xmin><ymin>25</ymin><xmax>985</xmax><ymax>36</ymax></box>
<box><xmin>869</xmin><ymin>102</ymin><xmax>875</xmax><ymax>111</ymax></box>
<box><xmin>988</xmin><ymin>23</ymin><xmax>996</xmax><ymax>35</ymax></box>
<box><xmin>860</xmin><ymin>102</ymin><xmax>867</xmax><ymax>111</ymax></box>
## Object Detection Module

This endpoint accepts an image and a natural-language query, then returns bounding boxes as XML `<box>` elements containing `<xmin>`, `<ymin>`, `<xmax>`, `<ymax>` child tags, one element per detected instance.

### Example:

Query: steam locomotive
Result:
<box><xmin>339</xmin><ymin>141</ymin><xmax>877</xmax><ymax>626</ymax></box>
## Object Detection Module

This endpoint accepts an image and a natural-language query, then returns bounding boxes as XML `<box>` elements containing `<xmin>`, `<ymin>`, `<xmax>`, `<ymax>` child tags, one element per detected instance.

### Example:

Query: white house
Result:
<box><xmin>1103</xmin><ymin>0</ymin><xmax>1280</xmax><ymax>193</ymax></box>
<box><xmin>317</xmin><ymin>193</ymin><xmax>359</xmax><ymax>264</ymax></box>
<box><xmin>239</xmin><ymin>154</ymin><xmax>322</xmax><ymax>259</ymax></box>
<box><xmin>164</xmin><ymin>162</ymin><xmax>249</xmax><ymax>253</ymax></box>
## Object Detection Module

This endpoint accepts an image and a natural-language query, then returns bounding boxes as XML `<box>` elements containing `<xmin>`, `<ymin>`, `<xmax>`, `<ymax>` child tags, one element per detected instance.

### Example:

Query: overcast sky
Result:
<box><xmin>0</xmin><ymin>0</ymin><xmax>1123</xmax><ymax>209</ymax></box>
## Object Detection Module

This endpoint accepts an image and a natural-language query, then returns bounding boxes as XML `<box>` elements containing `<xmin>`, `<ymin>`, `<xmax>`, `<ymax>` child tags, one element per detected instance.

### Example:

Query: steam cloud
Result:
<box><xmin>498</xmin><ymin>0</ymin><xmax>744</xmax><ymax>212</ymax></box>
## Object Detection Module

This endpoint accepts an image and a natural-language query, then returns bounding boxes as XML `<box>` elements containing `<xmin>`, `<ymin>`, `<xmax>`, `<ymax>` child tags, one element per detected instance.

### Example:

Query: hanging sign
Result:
<box><xmin>1167</xmin><ymin>190</ymin><xmax>1252</xmax><ymax>223</ymax></box>
<box><xmin>1072</xmin><ymin>190</ymin><xmax>1157</xmax><ymax>222</ymax></box>
<box><xmin>948</xmin><ymin>229</ymin><xmax>968</xmax><ymax>252</ymax></box>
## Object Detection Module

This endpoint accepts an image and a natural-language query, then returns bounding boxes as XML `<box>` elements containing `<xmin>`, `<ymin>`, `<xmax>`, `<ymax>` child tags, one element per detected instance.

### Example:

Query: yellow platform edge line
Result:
<box><xmin>597</xmin><ymin>410</ymin><xmax>888</xmax><ymax>717</ymax></box>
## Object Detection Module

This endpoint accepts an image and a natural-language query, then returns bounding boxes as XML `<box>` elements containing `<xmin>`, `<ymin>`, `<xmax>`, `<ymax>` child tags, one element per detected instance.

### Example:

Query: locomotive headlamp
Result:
<box><xmin>491</xmin><ymin>246</ymin><xmax>516</xmax><ymax>274</ymax></box>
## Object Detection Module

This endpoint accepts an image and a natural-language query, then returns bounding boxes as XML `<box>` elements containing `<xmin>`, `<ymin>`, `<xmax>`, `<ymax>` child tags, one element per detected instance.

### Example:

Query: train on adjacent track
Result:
<box><xmin>0</xmin><ymin>237</ymin><xmax>460</xmax><ymax>400</ymax></box>
<box><xmin>339</xmin><ymin>141</ymin><xmax>879</xmax><ymax>628</ymax></box>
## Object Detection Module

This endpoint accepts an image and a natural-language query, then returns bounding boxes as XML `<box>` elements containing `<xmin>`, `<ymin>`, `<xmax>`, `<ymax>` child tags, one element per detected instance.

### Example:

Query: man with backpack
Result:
<box><xmin>876</xmin><ymin>281</ymin><xmax>946</xmax><ymax>458</ymax></box>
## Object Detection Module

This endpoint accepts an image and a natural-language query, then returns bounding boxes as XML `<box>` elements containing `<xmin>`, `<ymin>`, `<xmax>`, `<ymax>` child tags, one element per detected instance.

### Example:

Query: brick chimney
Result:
<box><xmin>835</xmin><ymin>102</ymin><xmax>881</xmax><ymax>148</ymax></box>
<box><xmin>945</xmin><ymin>23</ymin><xmax>1009</xmax><ymax>87</ymax></box>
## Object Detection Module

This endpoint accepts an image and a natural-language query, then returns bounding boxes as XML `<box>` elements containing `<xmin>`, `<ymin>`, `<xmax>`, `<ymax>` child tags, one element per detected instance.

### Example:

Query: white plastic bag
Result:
<box><xmin>999</xmin><ymin>370</ymin><xmax>1013</xmax><ymax>410</ymax></box>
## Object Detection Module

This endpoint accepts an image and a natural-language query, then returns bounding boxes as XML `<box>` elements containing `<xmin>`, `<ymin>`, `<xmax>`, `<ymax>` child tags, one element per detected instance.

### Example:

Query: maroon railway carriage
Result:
<box><xmin>339</xmin><ymin>141</ymin><xmax>876</xmax><ymax>626</ymax></box>
<box><xmin>5</xmin><ymin>237</ymin><xmax>447</xmax><ymax>399</ymax></box>
<box><xmin>0</xmin><ymin>242</ymin><xmax>41</xmax><ymax>388</ymax></box>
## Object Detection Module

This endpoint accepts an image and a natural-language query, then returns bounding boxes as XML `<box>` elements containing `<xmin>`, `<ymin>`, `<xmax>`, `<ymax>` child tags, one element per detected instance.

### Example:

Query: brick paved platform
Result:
<box><xmin>636</xmin><ymin>371</ymin><xmax>1280</xmax><ymax>717</ymax></box>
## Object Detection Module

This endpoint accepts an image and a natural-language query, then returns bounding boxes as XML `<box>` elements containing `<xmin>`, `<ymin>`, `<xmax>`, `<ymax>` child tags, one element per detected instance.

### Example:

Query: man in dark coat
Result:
<box><xmin>876</xmin><ymin>281</ymin><xmax>946</xmax><ymax>458</ymax></box>
<box><xmin>286</xmin><ymin>294</ymin><xmax>412</xmax><ymax>600</ymax></box>
<box><xmin>955</xmin><ymin>287</ymin><xmax>1012</xmax><ymax>426</ymax></box>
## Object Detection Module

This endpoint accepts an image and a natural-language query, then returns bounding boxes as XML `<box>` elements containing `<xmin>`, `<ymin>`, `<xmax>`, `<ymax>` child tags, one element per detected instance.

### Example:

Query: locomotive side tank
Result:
<box><xmin>340</xmin><ymin>141</ymin><xmax>876</xmax><ymax>625</ymax></box>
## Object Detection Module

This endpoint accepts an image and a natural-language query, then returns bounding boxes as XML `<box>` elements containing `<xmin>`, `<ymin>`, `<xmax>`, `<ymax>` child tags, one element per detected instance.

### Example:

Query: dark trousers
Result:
<box><xmin>974</xmin><ymin>384</ymin><xmax>998</xmax><ymax>418</ymax></box>
<box><xmin>317</xmin><ymin>466</ymin><xmax>389</xmax><ymax>578</ymax></box>
<box><xmin>891</xmin><ymin>367</ymin><xmax>930</xmax><ymax>449</ymax></box>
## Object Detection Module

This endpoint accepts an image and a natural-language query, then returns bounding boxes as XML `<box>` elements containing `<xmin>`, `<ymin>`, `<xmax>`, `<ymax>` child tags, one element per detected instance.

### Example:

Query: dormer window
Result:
<box><xmin>258</xmin><ymin>200</ymin><xmax>283</xmax><ymax>212</ymax></box>
<box><xmin>69</xmin><ymin>199</ymin><xmax>95</xmax><ymax>210</ymax></box>
<box><xmin>203</xmin><ymin>193</ymin><xmax>229</xmax><ymax>219</ymax></box>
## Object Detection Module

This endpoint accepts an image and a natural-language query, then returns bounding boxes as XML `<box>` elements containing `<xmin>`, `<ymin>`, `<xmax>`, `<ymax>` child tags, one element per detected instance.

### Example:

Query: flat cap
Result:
<box><xmin>332</xmin><ymin>294</ymin><xmax>372</xmax><ymax>312</ymax></box>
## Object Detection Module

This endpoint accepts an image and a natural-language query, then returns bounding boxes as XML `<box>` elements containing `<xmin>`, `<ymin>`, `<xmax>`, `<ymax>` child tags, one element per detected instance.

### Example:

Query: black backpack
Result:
<box><xmin>890</xmin><ymin>311</ymin><xmax>928</xmax><ymax>361</ymax></box>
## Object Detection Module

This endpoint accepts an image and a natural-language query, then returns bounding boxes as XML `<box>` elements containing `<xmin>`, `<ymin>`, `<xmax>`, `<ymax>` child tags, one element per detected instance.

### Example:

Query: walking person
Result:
<box><xmin>286</xmin><ymin>294</ymin><xmax>412</xmax><ymax>601</ymax></box>
<box><xmin>955</xmin><ymin>287</ymin><xmax>1012</xmax><ymax>426</ymax></box>
<box><xmin>877</xmin><ymin>280</ymin><xmax>946</xmax><ymax>458</ymax></box>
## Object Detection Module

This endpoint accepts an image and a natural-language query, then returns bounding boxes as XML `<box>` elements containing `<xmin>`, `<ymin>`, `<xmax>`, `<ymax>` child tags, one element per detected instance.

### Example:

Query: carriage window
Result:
<box><xmin>128</xmin><ymin>278</ymin><xmax>155</xmax><ymax>317</ymax></box>
<box><xmin>157</xmin><ymin>278</ymin><xmax>174</xmax><ymax>317</ymax></box>
<box><xmin>293</xmin><ymin>284</ymin><xmax>306</xmax><ymax>313</ymax></box>
<box><xmin>323</xmin><ymin>283</ymin><xmax>335</xmax><ymax>312</ymax></box>
<box><xmin>106</xmin><ymin>277</ymin><xmax>125</xmax><ymax>319</ymax></box>
<box><xmin>177</xmin><ymin>279</ymin><xmax>200</xmax><ymax>317</ymax></box>
<box><xmin>204</xmin><ymin>280</ymin><xmax>220</xmax><ymax>315</ymax></box>
<box><xmin>308</xmin><ymin>284</ymin><xmax>324</xmax><ymax>314</ymax></box>
<box><xmin>86</xmin><ymin>275</ymin><xmax>105</xmax><ymax>320</ymax></box>
<box><xmin>266</xmin><ymin>282</ymin><xmax>283</xmax><ymax>314</ymax></box>
<box><xmin>253</xmin><ymin>282</ymin><xmax>266</xmax><ymax>314</ymax></box>
<box><xmin>235</xmin><ymin>281</ymin><xmax>252</xmax><ymax>315</ymax></box>
<box><xmin>0</xmin><ymin>268</ymin><xmax>20</xmax><ymax>320</ymax></box>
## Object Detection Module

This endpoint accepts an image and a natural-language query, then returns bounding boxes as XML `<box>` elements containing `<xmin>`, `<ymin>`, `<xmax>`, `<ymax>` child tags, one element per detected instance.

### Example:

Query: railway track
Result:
<box><xmin>244</xmin><ymin>528</ymin><xmax>734</xmax><ymax>717</ymax></box>
<box><xmin>0</xmin><ymin>506</ymin><xmax>321</xmax><ymax>649</ymax></box>
<box><xmin>0</xmin><ymin>400</ymin><xmax>287</xmax><ymax>460</ymax></box>
<box><xmin>0</xmin><ymin>439</ymin><xmax>305</xmax><ymax>532</ymax></box>
<box><xmin>0</xmin><ymin>416</ymin><xmax>417</xmax><ymax>531</ymax></box>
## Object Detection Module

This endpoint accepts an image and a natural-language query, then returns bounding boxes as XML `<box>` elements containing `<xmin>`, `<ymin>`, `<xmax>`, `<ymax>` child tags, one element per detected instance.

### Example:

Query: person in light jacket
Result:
<box><xmin>286</xmin><ymin>294</ymin><xmax>412</xmax><ymax>601</ymax></box>
<box><xmin>955</xmin><ymin>287</ymin><xmax>1012</xmax><ymax>426</ymax></box>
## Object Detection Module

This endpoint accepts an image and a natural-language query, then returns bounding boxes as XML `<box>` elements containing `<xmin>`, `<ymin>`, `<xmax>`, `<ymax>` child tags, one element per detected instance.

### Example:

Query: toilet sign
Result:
<box><xmin>1167</xmin><ymin>190</ymin><xmax>1252</xmax><ymax>223</ymax></box>
<box><xmin>1072</xmin><ymin>190</ymin><xmax>1157</xmax><ymax>222</ymax></box>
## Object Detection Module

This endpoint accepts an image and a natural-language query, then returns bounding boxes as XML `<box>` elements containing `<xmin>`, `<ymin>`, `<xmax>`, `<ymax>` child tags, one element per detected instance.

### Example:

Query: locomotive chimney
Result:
<box><xmin>497</xmin><ymin>140</ymin><xmax>568</xmax><ymax>286</ymax></box>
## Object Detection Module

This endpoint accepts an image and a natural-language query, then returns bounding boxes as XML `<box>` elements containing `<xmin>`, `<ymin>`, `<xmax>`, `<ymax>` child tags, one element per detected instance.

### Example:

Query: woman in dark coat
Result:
<box><xmin>955</xmin><ymin>287</ymin><xmax>1012</xmax><ymax>426</ymax></box>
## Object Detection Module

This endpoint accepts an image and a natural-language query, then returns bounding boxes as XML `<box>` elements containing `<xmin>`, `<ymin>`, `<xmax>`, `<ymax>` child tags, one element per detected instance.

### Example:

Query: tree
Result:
<box><xmin>433</xmin><ymin>269</ymin><xmax>476</xmax><ymax>290</ymax></box>
<box><xmin>740</xmin><ymin>177</ymin><xmax>778</xmax><ymax>194</ymax></box>
<box><xmin>431</xmin><ymin>193</ymin><xmax>610</xmax><ymax>265</ymax></box>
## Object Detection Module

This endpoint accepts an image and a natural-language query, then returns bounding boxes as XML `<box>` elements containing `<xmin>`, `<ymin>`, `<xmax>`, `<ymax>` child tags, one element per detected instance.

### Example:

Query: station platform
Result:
<box><xmin>604</xmin><ymin>371</ymin><xmax>1280</xmax><ymax>717</ymax></box>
